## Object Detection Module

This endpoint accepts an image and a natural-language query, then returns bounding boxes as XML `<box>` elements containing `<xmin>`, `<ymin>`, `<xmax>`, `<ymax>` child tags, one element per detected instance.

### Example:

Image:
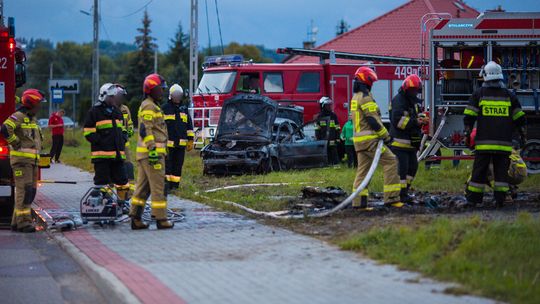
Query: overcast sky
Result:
<box><xmin>4</xmin><ymin>0</ymin><xmax>540</xmax><ymax>51</ymax></box>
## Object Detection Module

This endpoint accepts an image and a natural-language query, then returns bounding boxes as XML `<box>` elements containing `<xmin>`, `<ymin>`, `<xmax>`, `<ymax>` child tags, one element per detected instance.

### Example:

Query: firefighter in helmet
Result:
<box><xmin>162</xmin><ymin>84</ymin><xmax>194</xmax><ymax>191</ymax></box>
<box><xmin>464</xmin><ymin>61</ymin><xmax>526</xmax><ymax>207</ymax></box>
<box><xmin>1</xmin><ymin>89</ymin><xmax>46</xmax><ymax>232</ymax></box>
<box><xmin>83</xmin><ymin>83</ymin><xmax>130</xmax><ymax>201</ymax></box>
<box><xmin>389</xmin><ymin>74</ymin><xmax>427</xmax><ymax>203</ymax></box>
<box><xmin>315</xmin><ymin>96</ymin><xmax>340</xmax><ymax>165</ymax></box>
<box><xmin>350</xmin><ymin>67</ymin><xmax>402</xmax><ymax>209</ymax></box>
<box><xmin>130</xmin><ymin>73</ymin><xmax>174</xmax><ymax>230</ymax></box>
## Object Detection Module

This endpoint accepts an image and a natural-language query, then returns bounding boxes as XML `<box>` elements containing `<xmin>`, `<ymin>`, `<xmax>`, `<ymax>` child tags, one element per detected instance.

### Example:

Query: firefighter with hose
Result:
<box><xmin>129</xmin><ymin>74</ymin><xmax>174</xmax><ymax>230</ymax></box>
<box><xmin>1</xmin><ymin>89</ymin><xmax>46</xmax><ymax>233</ymax></box>
<box><xmin>350</xmin><ymin>67</ymin><xmax>403</xmax><ymax>209</ymax></box>
<box><xmin>464</xmin><ymin>61</ymin><xmax>526</xmax><ymax>207</ymax></box>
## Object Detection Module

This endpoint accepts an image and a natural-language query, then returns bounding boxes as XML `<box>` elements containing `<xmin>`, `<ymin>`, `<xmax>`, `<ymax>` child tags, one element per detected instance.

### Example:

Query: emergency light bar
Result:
<box><xmin>203</xmin><ymin>54</ymin><xmax>244</xmax><ymax>69</ymax></box>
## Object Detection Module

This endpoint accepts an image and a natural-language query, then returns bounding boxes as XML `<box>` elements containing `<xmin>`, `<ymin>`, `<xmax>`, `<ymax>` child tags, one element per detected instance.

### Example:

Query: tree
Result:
<box><xmin>336</xmin><ymin>19</ymin><xmax>350</xmax><ymax>36</ymax></box>
<box><xmin>224</xmin><ymin>42</ymin><xmax>272</xmax><ymax>63</ymax></box>
<box><xmin>124</xmin><ymin>9</ymin><xmax>157</xmax><ymax>107</ymax></box>
<box><xmin>162</xmin><ymin>22</ymin><xmax>190</xmax><ymax>88</ymax></box>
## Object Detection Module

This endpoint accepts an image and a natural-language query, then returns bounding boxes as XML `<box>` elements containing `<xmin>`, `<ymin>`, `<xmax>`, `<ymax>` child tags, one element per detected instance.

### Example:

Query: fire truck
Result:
<box><xmin>0</xmin><ymin>16</ymin><xmax>28</xmax><ymax>226</ymax></box>
<box><xmin>422</xmin><ymin>11</ymin><xmax>540</xmax><ymax>173</ymax></box>
<box><xmin>191</xmin><ymin>50</ymin><xmax>424</xmax><ymax>144</ymax></box>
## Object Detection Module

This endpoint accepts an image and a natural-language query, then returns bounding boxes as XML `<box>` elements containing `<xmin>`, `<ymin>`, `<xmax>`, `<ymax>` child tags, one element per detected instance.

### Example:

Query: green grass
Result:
<box><xmin>50</xmin><ymin>128</ymin><xmax>540</xmax><ymax>212</ymax></box>
<box><xmin>339</xmin><ymin>213</ymin><xmax>540</xmax><ymax>304</ymax></box>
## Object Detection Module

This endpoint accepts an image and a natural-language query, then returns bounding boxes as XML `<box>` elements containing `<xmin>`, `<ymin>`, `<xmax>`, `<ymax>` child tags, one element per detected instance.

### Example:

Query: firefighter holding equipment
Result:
<box><xmin>350</xmin><ymin>67</ymin><xmax>403</xmax><ymax>209</ymax></box>
<box><xmin>315</xmin><ymin>96</ymin><xmax>340</xmax><ymax>165</ymax></box>
<box><xmin>163</xmin><ymin>84</ymin><xmax>194</xmax><ymax>190</ymax></box>
<box><xmin>83</xmin><ymin>83</ymin><xmax>130</xmax><ymax>201</ymax></box>
<box><xmin>464</xmin><ymin>61</ymin><xmax>526</xmax><ymax>207</ymax></box>
<box><xmin>389</xmin><ymin>74</ymin><xmax>426</xmax><ymax>203</ymax></box>
<box><xmin>1</xmin><ymin>89</ymin><xmax>46</xmax><ymax>233</ymax></box>
<box><xmin>130</xmin><ymin>73</ymin><xmax>174</xmax><ymax>230</ymax></box>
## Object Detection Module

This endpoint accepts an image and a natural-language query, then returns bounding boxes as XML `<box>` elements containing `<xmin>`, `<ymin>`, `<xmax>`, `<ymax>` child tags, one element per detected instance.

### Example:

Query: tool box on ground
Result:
<box><xmin>80</xmin><ymin>186</ymin><xmax>124</xmax><ymax>224</ymax></box>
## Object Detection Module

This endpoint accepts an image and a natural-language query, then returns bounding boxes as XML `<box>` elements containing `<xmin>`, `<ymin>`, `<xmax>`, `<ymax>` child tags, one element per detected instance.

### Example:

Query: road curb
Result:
<box><xmin>51</xmin><ymin>232</ymin><xmax>140</xmax><ymax>304</ymax></box>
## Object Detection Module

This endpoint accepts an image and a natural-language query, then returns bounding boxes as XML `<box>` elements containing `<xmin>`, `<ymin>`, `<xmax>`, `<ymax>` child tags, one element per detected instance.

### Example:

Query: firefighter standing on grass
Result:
<box><xmin>129</xmin><ymin>73</ymin><xmax>174</xmax><ymax>230</ymax></box>
<box><xmin>389</xmin><ymin>74</ymin><xmax>427</xmax><ymax>203</ymax></box>
<box><xmin>162</xmin><ymin>84</ymin><xmax>194</xmax><ymax>191</ymax></box>
<box><xmin>83</xmin><ymin>83</ymin><xmax>130</xmax><ymax>202</ymax></box>
<box><xmin>120</xmin><ymin>102</ymin><xmax>135</xmax><ymax>185</ymax></box>
<box><xmin>315</xmin><ymin>97</ymin><xmax>340</xmax><ymax>165</ymax></box>
<box><xmin>350</xmin><ymin>67</ymin><xmax>402</xmax><ymax>209</ymax></box>
<box><xmin>1</xmin><ymin>89</ymin><xmax>46</xmax><ymax>233</ymax></box>
<box><xmin>464</xmin><ymin>61</ymin><xmax>526</xmax><ymax>207</ymax></box>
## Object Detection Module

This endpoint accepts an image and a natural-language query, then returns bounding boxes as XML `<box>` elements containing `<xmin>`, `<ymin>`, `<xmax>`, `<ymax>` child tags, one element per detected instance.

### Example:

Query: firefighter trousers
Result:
<box><xmin>353</xmin><ymin>142</ymin><xmax>401</xmax><ymax>204</ymax></box>
<box><xmin>327</xmin><ymin>141</ymin><xmax>339</xmax><ymax>165</ymax></box>
<box><xmin>165</xmin><ymin>147</ymin><xmax>185</xmax><ymax>189</ymax></box>
<box><xmin>391</xmin><ymin>148</ymin><xmax>418</xmax><ymax>200</ymax></box>
<box><xmin>466</xmin><ymin>152</ymin><xmax>510</xmax><ymax>205</ymax></box>
<box><xmin>11</xmin><ymin>163</ymin><xmax>38</xmax><ymax>229</ymax></box>
<box><xmin>130</xmin><ymin>158</ymin><xmax>168</xmax><ymax>220</ymax></box>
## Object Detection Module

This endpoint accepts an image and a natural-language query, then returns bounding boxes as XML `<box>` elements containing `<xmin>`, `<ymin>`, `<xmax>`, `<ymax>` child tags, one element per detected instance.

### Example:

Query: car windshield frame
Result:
<box><xmin>197</xmin><ymin>71</ymin><xmax>237</xmax><ymax>94</ymax></box>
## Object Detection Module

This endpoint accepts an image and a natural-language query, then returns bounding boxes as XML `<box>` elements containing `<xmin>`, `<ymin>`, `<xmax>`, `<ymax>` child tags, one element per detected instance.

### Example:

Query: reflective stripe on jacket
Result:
<box><xmin>0</xmin><ymin>108</ymin><xmax>42</xmax><ymax>165</ymax></box>
<box><xmin>136</xmin><ymin>97</ymin><xmax>168</xmax><ymax>160</ymax></box>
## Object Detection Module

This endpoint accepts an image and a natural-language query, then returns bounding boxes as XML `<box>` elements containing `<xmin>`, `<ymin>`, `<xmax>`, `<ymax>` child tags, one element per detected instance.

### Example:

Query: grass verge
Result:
<box><xmin>339</xmin><ymin>213</ymin><xmax>540</xmax><ymax>303</ymax></box>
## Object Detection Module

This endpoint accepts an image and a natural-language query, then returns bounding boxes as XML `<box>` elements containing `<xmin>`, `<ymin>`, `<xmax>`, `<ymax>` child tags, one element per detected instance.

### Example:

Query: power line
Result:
<box><xmin>101</xmin><ymin>0</ymin><xmax>154</xmax><ymax>19</ymax></box>
<box><xmin>214</xmin><ymin>0</ymin><xmax>224</xmax><ymax>54</ymax></box>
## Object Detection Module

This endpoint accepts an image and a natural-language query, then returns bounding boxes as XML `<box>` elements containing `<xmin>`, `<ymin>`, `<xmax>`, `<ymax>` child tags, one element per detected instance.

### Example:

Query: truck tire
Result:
<box><xmin>521</xmin><ymin>139</ymin><xmax>540</xmax><ymax>174</ymax></box>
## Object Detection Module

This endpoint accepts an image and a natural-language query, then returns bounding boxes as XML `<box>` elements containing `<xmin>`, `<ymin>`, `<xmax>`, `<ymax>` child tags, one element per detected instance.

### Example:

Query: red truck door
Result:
<box><xmin>329</xmin><ymin>74</ymin><xmax>352</xmax><ymax>125</ymax></box>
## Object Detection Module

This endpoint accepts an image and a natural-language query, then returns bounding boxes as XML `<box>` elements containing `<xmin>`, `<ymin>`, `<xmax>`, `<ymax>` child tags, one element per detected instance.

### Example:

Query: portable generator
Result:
<box><xmin>80</xmin><ymin>186</ymin><xmax>123</xmax><ymax>224</ymax></box>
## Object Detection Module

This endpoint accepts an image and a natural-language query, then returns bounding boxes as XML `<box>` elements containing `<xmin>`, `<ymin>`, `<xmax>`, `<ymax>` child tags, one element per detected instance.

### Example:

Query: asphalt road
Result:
<box><xmin>0</xmin><ymin>229</ymin><xmax>106</xmax><ymax>304</ymax></box>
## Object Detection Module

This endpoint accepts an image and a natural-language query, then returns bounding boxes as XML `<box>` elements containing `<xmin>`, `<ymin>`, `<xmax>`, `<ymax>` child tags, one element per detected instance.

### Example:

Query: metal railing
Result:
<box><xmin>188</xmin><ymin>106</ymin><xmax>222</xmax><ymax>146</ymax></box>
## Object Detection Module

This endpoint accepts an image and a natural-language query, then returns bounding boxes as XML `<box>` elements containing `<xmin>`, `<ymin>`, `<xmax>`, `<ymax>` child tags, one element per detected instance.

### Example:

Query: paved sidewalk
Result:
<box><xmin>36</xmin><ymin>164</ymin><xmax>492</xmax><ymax>304</ymax></box>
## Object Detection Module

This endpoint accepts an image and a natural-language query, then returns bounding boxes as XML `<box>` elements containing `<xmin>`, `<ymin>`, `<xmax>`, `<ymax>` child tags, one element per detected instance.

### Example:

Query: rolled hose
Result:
<box><xmin>198</xmin><ymin>140</ymin><xmax>385</xmax><ymax>219</ymax></box>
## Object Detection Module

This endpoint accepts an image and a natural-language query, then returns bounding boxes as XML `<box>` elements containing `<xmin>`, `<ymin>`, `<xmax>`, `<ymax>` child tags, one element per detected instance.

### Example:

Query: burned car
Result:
<box><xmin>201</xmin><ymin>94</ymin><xmax>327</xmax><ymax>175</ymax></box>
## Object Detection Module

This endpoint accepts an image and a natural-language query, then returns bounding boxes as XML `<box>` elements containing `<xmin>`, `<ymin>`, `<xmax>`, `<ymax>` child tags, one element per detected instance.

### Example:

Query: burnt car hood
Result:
<box><xmin>215</xmin><ymin>94</ymin><xmax>278</xmax><ymax>142</ymax></box>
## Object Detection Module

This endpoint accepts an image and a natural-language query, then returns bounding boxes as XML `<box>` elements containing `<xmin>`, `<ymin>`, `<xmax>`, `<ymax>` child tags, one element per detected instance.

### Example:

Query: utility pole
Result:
<box><xmin>189</xmin><ymin>0</ymin><xmax>199</xmax><ymax>99</ymax></box>
<box><xmin>154</xmin><ymin>49</ymin><xmax>158</xmax><ymax>73</ymax></box>
<box><xmin>91</xmin><ymin>0</ymin><xmax>99</xmax><ymax>105</ymax></box>
<box><xmin>49</xmin><ymin>63</ymin><xmax>53</xmax><ymax>117</ymax></box>
<box><xmin>0</xmin><ymin>0</ymin><xmax>4</xmax><ymax>26</ymax></box>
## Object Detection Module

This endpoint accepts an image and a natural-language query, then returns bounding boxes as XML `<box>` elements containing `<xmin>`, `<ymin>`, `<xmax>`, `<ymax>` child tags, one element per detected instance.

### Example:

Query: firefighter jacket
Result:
<box><xmin>83</xmin><ymin>102</ymin><xmax>127</xmax><ymax>163</ymax></box>
<box><xmin>120</xmin><ymin>104</ymin><xmax>134</xmax><ymax>137</ymax></box>
<box><xmin>350</xmin><ymin>87</ymin><xmax>390</xmax><ymax>151</ymax></box>
<box><xmin>1</xmin><ymin>107</ymin><xmax>42</xmax><ymax>165</ymax></box>
<box><xmin>464</xmin><ymin>81</ymin><xmax>526</xmax><ymax>154</ymax></box>
<box><xmin>315</xmin><ymin>109</ymin><xmax>340</xmax><ymax>143</ymax></box>
<box><xmin>136</xmin><ymin>97</ymin><xmax>168</xmax><ymax>160</ymax></box>
<box><xmin>162</xmin><ymin>102</ymin><xmax>194</xmax><ymax>148</ymax></box>
<box><xmin>389</xmin><ymin>89</ymin><xmax>423</xmax><ymax>151</ymax></box>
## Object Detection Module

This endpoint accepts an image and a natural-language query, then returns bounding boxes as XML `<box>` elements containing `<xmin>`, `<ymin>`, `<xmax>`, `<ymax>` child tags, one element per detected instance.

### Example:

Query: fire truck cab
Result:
<box><xmin>0</xmin><ymin>17</ymin><xmax>28</xmax><ymax>225</ymax></box>
<box><xmin>426</xmin><ymin>11</ymin><xmax>540</xmax><ymax>173</ymax></box>
<box><xmin>192</xmin><ymin>54</ymin><xmax>424</xmax><ymax>144</ymax></box>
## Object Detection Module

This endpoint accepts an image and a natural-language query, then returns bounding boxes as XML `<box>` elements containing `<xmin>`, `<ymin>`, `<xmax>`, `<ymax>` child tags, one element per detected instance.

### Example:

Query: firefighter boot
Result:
<box><xmin>153</xmin><ymin>208</ymin><xmax>174</xmax><ymax>229</ymax></box>
<box><xmin>130</xmin><ymin>206</ymin><xmax>149</xmax><ymax>230</ymax></box>
<box><xmin>156</xmin><ymin>219</ymin><xmax>174</xmax><ymax>229</ymax></box>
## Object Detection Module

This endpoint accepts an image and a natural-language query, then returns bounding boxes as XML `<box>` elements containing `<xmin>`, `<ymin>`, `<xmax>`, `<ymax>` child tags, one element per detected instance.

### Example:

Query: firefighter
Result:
<box><xmin>350</xmin><ymin>67</ymin><xmax>402</xmax><ymax>209</ymax></box>
<box><xmin>315</xmin><ymin>97</ymin><xmax>340</xmax><ymax>165</ymax></box>
<box><xmin>163</xmin><ymin>84</ymin><xmax>194</xmax><ymax>191</ymax></box>
<box><xmin>389</xmin><ymin>74</ymin><xmax>427</xmax><ymax>203</ymax></box>
<box><xmin>83</xmin><ymin>83</ymin><xmax>130</xmax><ymax>201</ymax></box>
<box><xmin>1</xmin><ymin>89</ymin><xmax>46</xmax><ymax>232</ymax></box>
<box><xmin>120</xmin><ymin>101</ymin><xmax>135</xmax><ymax>184</ymax></box>
<box><xmin>129</xmin><ymin>73</ymin><xmax>174</xmax><ymax>230</ymax></box>
<box><xmin>464</xmin><ymin>61</ymin><xmax>526</xmax><ymax>207</ymax></box>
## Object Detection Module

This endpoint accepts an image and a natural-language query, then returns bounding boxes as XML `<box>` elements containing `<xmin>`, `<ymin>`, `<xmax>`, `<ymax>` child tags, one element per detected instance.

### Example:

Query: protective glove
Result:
<box><xmin>148</xmin><ymin>149</ymin><xmax>160</xmax><ymax>166</ymax></box>
<box><xmin>383</xmin><ymin>136</ymin><xmax>393</xmax><ymax>146</ymax></box>
<box><xmin>187</xmin><ymin>140</ymin><xmax>194</xmax><ymax>152</ymax></box>
<box><xmin>127</xmin><ymin>127</ymin><xmax>134</xmax><ymax>137</ymax></box>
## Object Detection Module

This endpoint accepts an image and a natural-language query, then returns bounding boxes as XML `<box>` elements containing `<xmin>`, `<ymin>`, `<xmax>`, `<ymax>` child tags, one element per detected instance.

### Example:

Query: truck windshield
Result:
<box><xmin>197</xmin><ymin>71</ymin><xmax>237</xmax><ymax>94</ymax></box>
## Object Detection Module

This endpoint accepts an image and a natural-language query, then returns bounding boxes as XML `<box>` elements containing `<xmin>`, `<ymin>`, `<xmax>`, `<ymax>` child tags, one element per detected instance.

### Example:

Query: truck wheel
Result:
<box><xmin>521</xmin><ymin>140</ymin><xmax>540</xmax><ymax>174</ymax></box>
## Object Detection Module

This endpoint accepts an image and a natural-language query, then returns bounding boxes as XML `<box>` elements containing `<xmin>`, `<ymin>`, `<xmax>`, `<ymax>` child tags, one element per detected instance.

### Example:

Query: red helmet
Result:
<box><xmin>354</xmin><ymin>67</ymin><xmax>378</xmax><ymax>87</ymax></box>
<box><xmin>402</xmin><ymin>74</ymin><xmax>422</xmax><ymax>91</ymax></box>
<box><xmin>143</xmin><ymin>73</ymin><xmax>167</xmax><ymax>94</ymax></box>
<box><xmin>21</xmin><ymin>89</ymin><xmax>46</xmax><ymax>108</ymax></box>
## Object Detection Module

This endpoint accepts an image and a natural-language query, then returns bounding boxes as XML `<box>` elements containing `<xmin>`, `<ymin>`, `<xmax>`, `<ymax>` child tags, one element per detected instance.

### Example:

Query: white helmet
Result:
<box><xmin>169</xmin><ymin>83</ymin><xmax>184</xmax><ymax>100</ymax></box>
<box><xmin>98</xmin><ymin>83</ymin><xmax>126</xmax><ymax>102</ymax></box>
<box><xmin>480</xmin><ymin>61</ymin><xmax>503</xmax><ymax>81</ymax></box>
<box><xmin>319</xmin><ymin>96</ymin><xmax>333</xmax><ymax>107</ymax></box>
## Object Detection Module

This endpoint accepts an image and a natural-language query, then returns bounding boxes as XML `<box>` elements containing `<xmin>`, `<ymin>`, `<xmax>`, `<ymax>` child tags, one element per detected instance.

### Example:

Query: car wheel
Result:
<box><xmin>259</xmin><ymin>158</ymin><xmax>271</xmax><ymax>174</ymax></box>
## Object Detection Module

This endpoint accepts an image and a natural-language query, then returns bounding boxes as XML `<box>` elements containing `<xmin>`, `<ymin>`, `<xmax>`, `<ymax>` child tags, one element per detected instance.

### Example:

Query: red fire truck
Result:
<box><xmin>0</xmin><ymin>16</ymin><xmax>28</xmax><ymax>226</ymax></box>
<box><xmin>191</xmin><ymin>50</ymin><xmax>424</xmax><ymax>143</ymax></box>
<box><xmin>422</xmin><ymin>11</ymin><xmax>540</xmax><ymax>173</ymax></box>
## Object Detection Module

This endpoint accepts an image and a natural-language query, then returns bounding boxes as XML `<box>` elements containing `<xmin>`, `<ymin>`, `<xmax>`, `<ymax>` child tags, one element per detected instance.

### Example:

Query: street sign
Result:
<box><xmin>51</xmin><ymin>88</ymin><xmax>64</xmax><ymax>104</ymax></box>
<box><xmin>49</xmin><ymin>79</ymin><xmax>79</xmax><ymax>94</ymax></box>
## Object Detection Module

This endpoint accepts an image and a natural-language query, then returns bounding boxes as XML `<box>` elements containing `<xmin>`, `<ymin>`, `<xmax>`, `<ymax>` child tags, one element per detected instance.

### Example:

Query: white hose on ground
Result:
<box><xmin>197</xmin><ymin>140</ymin><xmax>385</xmax><ymax>219</ymax></box>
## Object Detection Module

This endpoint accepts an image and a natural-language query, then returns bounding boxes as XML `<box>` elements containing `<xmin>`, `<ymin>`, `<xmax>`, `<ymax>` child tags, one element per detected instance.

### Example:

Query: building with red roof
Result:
<box><xmin>286</xmin><ymin>0</ymin><xmax>479</xmax><ymax>63</ymax></box>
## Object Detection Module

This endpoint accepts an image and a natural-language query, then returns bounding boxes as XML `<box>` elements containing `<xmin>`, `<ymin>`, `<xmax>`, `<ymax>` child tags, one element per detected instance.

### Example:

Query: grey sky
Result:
<box><xmin>4</xmin><ymin>0</ymin><xmax>540</xmax><ymax>51</ymax></box>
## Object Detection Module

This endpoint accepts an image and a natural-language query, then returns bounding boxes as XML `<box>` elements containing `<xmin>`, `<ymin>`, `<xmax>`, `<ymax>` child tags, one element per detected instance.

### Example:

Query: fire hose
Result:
<box><xmin>195</xmin><ymin>140</ymin><xmax>385</xmax><ymax>219</ymax></box>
